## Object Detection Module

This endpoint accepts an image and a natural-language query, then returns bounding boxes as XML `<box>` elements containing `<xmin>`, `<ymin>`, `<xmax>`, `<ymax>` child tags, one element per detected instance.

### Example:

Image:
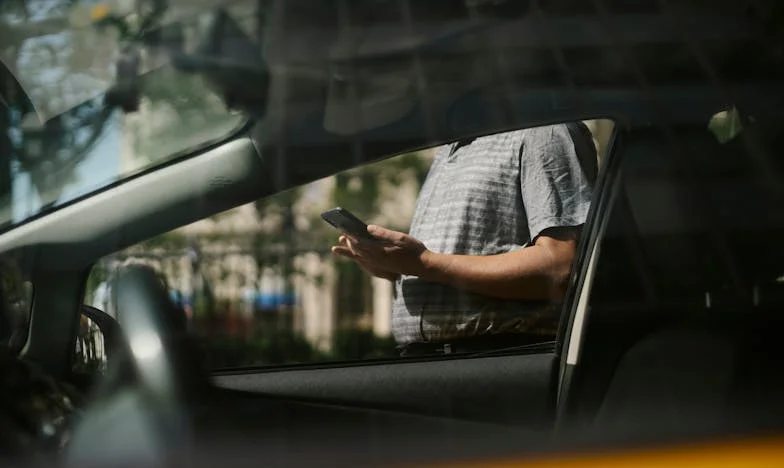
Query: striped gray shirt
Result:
<box><xmin>391</xmin><ymin>125</ymin><xmax>593</xmax><ymax>345</ymax></box>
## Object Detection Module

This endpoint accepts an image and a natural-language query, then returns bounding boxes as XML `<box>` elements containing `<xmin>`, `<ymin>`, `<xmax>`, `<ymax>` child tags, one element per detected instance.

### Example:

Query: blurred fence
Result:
<box><xmin>76</xmin><ymin>244</ymin><xmax>397</xmax><ymax>371</ymax></box>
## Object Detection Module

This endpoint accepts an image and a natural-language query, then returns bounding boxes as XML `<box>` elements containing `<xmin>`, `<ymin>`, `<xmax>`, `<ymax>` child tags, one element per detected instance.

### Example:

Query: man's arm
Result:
<box><xmin>419</xmin><ymin>227</ymin><xmax>579</xmax><ymax>301</ymax></box>
<box><xmin>334</xmin><ymin>224</ymin><xmax>580</xmax><ymax>301</ymax></box>
<box><xmin>332</xmin><ymin>124</ymin><xmax>593</xmax><ymax>300</ymax></box>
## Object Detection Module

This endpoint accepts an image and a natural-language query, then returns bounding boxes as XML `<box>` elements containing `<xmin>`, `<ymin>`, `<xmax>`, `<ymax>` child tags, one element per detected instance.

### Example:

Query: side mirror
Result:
<box><xmin>73</xmin><ymin>305</ymin><xmax>123</xmax><ymax>376</ymax></box>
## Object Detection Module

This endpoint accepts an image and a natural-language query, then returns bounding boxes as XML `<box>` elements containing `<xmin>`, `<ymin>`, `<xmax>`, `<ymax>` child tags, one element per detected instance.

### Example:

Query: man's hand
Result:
<box><xmin>330</xmin><ymin>225</ymin><xmax>431</xmax><ymax>279</ymax></box>
<box><xmin>331</xmin><ymin>235</ymin><xmax>398</xmax><ymax>281</ymax></box>
<box><xmin>331</xmin><ymin>223</ymin><xmax>581</xmax><ymax>302</ymax></box>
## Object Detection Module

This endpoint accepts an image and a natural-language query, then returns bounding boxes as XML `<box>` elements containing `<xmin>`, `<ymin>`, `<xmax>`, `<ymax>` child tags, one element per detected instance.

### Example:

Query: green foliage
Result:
<box><xmin>255</xmin><ymin>187</ymin><xmax>303</xmax><ymax>214</ymax></box>
<box><xmin>331</xmin><ymin>152</ymin><xmax>431</xmax><ymax>226</ymax></box>
<box><xmin>202</xmin><ymin>327</ymin><xmax>328</xmax><ymax>368</ymax></box>
<box><xmin>252</xmin><ymin>188</ymin><xmax>303</xmax><ymax>248</ymax></box>
<box><xmin>135</xmin><ymin>231</ymin><xmax>188</xmax><ymax>251</ymax></box>
<box><xmin>202</xmin><ymin>327</ymin><xmax>398</xmax><ymax>369</ymax></box>
<box><xmin>143</xmin><ymin>69</ymin><xmax>224</xmax><ymax>116</ymax></box>
<box><xmin>191</xmin><ymin>278</ymin><xmax>216</xmax><ymax>319</ymax></box>
<box><xmin>250</xmin><ymin>151</ymin><xmax>432</xmax><ymax>253</ymax></box>
<box><xmin>332</xmin><ymin>171</ymin><xmax>380</xmax><ymax>221</ymax></box>
<box><xmin>390</xmin><ymin>152</ymin><xmax>433</xmax><ymax>189</ymax></box>
<box><xmin>131</xmin><ymin>68</ymin><xmax>242</xmax><ymax>165</ymax></box>
<box><xmin>331</xmin><ymin>329</ymin><xmax>398</xmax><ymax>360</ymax></box>
<box><xmin>334</xmin><ymin>258</ymin><xmax>371</xmax><ymax>320</ymax></box>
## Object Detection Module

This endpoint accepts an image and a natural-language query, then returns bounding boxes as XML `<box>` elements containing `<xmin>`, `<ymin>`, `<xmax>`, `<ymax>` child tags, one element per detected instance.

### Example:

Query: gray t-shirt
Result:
<box><xmin>391</xmin><ymin>125</ymin><xmax>593</xmax><ymax>345</ymax></box>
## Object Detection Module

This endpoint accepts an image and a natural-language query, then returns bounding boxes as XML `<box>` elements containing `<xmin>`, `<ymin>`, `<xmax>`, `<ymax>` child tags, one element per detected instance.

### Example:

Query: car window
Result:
<box><xmin>82</xmin><ymin>120</ymin><xmax>613</xmax><ymax>370</ymax></box>
<box><xmin>0</xmin><ymin>1</ymin><xmax>248</xmax><ymax>231</ymax></box>
<box><xmin>563</xmin><ymin>112</ymin><xmax>784</xmax><ymax>427</ymax></box>
<box><xmin>591</xmin><ymin>113</ymin><xmax>784</xmax><ymax>312</ymax></box>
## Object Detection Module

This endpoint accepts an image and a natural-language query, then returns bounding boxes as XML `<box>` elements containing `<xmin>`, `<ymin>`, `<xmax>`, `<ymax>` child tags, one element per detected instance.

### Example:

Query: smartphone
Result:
<box><xmin>320</xmin><ymin>207</ymin><xmax>381</xmax><ymax>243</ymax></box>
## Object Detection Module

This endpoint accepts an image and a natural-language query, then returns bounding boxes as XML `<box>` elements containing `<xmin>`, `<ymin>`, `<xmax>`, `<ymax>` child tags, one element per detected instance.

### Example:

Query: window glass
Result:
<box><xmin>1</xmin><ymin>1</ymin><xmax>248</xmax><ymax>230</ymax></box>
<box><xmin>84</xmin><ymin>120</ymin><xmax>612</xmax><ymax>369</ymax></box>
<box><xmin>575</xmin><ymin>116</ymin><xmax>784</xmax><ymax>421</ymax></box>
<box><xmin>590</xmin><ymin>116</ymin><xmax>784</xmax><ymax>312</ymax></box>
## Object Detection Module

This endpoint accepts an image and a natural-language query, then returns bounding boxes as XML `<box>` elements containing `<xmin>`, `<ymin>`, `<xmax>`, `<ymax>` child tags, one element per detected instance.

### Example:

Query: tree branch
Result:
<box><xmin>53</xmin><ymin>105</ymin><xmax>115</xmax><ymax>176</ymax></box>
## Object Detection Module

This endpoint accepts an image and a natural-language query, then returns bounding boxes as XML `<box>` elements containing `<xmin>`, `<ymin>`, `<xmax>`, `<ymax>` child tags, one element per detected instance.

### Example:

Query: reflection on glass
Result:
<box><xmin>0</xmin><ymin>1</ymin><xmax>246</xmax><ymax>229</ymax></box>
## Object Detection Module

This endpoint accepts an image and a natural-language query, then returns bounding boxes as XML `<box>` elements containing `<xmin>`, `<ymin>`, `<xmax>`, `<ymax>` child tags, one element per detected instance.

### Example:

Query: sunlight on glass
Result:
<box><xmin>130</xmin><ymin>331</ymin><xmax>163</xmax><ymax>361</ymax></box>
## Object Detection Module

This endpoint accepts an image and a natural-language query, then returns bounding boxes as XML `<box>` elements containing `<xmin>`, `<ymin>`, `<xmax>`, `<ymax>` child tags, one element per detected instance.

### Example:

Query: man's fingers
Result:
<box><xmin>331</xmin><ymin>246</ymin><xmax>357</xmax><ymax>258</ymax></box>
<box><xmin>339</xmin><ymin>235</ymin><xmax>357</xmax><ymax>247</ymax></box>
<box><xmin>345</xmin><ymin>237</ymin><xmax>361</xmax><ymax>254</ymax></box>
<box><xmin>367</xmin><ymin>224</ymin><xmax>388</xmax><ymax>238</ymax></box>
<box><xmin>367</xmin><ymin>224</ymin><xmax>404</xmax><ymax>243</ymax></box>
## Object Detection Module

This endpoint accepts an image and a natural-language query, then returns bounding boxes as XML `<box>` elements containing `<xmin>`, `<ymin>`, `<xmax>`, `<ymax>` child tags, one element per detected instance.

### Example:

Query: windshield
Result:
<box><xmin>0</xmin><ymin>1</ymin><xmax>248</xmax><ymax>229</ymax></box>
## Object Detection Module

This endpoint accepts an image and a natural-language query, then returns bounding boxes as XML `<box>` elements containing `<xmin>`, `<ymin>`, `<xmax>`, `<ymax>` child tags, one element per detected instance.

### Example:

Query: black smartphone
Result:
<box><xmin>320</xmin><ymin>207</ymin><xmax>381</xmax><ymax>243</ymax></box>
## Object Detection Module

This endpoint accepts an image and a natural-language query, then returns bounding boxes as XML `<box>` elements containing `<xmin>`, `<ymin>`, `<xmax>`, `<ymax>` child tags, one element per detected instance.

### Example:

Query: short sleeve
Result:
<box><xmin>519</xmin><ymin>125</ymin><xmax>594</xmax><ymax>244</ymax></box>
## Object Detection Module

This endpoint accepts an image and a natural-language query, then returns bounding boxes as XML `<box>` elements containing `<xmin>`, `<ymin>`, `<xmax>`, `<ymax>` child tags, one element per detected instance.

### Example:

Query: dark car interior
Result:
<box><xmin>0</xmin><ymin>0</ymin><xmax>783</xmax><ymax>465</ymax></box>
<box><xmin>563</xmin><ymin>121</ymin><xmax>784</xmax><ymax>439</ymax></box>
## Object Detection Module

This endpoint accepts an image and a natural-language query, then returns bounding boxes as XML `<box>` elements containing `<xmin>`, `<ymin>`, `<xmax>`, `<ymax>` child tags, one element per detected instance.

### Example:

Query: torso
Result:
<box><xmin>392</xmin><ymin>129</ymin><xmax>550</xmax><ymax>344</ymax></box>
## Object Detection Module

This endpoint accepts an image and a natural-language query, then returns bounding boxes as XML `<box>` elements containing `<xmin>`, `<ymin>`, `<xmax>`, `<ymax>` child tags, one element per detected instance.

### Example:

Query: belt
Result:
<box><xmin>397</xmin><ymin>333</ymin><xmax>553</xmax><ymax>357</ymax></box>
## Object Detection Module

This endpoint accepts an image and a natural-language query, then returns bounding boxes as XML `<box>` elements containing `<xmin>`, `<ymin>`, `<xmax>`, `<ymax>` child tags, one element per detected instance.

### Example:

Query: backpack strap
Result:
<box><xmin>566</xmin><ymin>121</ymin><xmax>599</xmax><ymax>187</ymax></box>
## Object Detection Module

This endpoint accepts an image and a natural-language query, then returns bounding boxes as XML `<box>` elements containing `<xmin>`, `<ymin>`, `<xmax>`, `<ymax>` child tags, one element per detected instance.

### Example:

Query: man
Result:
<box><xmin>332</xmin><ymin>124</ymin><xmax>595</xmax><ymax>356</ymax></box>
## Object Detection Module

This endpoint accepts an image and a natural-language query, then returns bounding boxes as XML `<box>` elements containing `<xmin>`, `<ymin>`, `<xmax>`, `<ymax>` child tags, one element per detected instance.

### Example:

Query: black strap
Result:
<box><xmin>448</xmin><ymin>137</ymin><xmax>476</xmax><ymax>158</ymax></box>
<box><xmin>566</xmin><ymin>121</ymin><xmax>599</xmax><ymax>187</ymax></box>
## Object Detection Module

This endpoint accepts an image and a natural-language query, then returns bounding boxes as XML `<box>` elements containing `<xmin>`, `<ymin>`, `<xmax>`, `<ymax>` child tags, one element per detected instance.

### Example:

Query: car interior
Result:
<box><xmin>560</xmin><ymin>121</ymin><xmax>784</xmax><ymax>442</ymax></box>
<box><xmin>2</xmin><ymin>121</ymin><xmax>781</xmax><ymax>465</ymax></box>
<box><xmin>0</xmin><ymin>0</ymin><xmax>783</xmax><ymax>466</ymax></box>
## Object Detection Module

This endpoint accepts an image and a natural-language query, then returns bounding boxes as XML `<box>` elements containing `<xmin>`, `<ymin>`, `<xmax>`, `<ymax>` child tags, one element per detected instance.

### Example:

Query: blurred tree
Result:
<box><xmin>331</xmin><ymin>152</ymin><xmax>431</xmax><ymax>226</ymax></box>
<box><xmin>1</xmin><ymin>0</ymin><xmax>239</xmax><ymax>223</ymax></box>
<box><xmin>252</xmin><ymin>188</ymin><xmax>304</xmax><ymax>329</ymax></box>
<box><xmin>187</xmin><ymin>234</ymin><xmax>216</xmax><ymax>323</ymax></box>
<box><xmin>331</xmin><ymin>329</ymin><xmax>397</xmax><ymax>360</ymax></box>
<box><xmin>202</xmin><ymin>325</ymin><xmax>327</xmax><ymax>368</ymax></box>
<box><xmin>0</xmin><ymin>0</ymin><xmax>125</xmax><ymax>223</ymax></box>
